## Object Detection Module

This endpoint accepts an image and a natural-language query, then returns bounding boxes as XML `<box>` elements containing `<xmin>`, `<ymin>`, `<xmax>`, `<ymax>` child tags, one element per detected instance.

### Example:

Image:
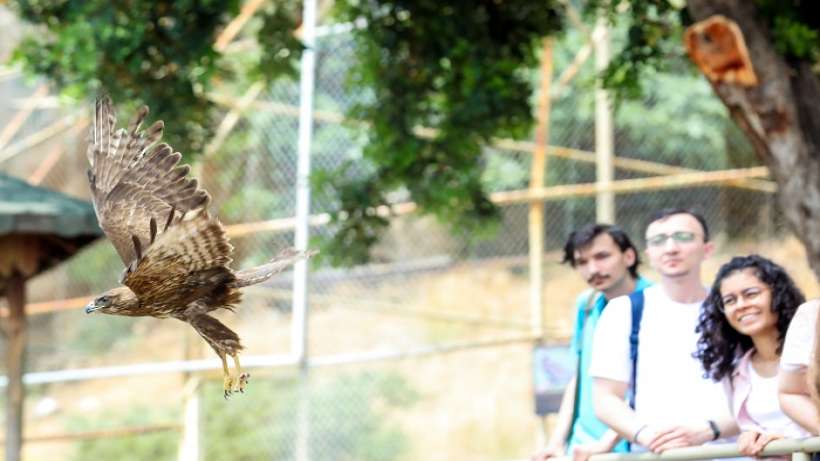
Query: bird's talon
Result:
<box><xmin>231</xmin><ymin>372</ymin><xmax>249</xmax><ymax>394</ymax></box>
<box><xmin>223</xmin><ymin>373</ymin><xmax>236</xmax><ymax>399</ymax></box>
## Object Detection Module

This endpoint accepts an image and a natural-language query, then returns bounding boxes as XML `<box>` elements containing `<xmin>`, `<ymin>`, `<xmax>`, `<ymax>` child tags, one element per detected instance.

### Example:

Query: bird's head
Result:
<box><xmin>85</xmin><ymin>287</ymin><xmax>138</xmax><ymax>315</ymax></box>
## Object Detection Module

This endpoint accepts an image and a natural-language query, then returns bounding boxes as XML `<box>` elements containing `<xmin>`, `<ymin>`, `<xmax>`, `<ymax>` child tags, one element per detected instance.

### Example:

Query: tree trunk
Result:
<box><xmin>4</xmin><ymin>274</ymin><xmax>26</xmax><ymax>461</ymax></box>
<box><xmin>686</xmin><ymin>0</ymin><xmax>820</xmax><ymax>281</ymax></box>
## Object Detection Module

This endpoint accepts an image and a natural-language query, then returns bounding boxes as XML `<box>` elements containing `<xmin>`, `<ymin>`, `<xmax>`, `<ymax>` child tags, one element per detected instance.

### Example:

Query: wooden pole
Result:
<box><xmin>529</xmin><ymin>39</ymin><xmax>554</xmax><ymax>339</ymax></box>
<box><xmin>27</xmin><ymin>119</ymin><xmax>88</xmax><ymax>185</ymax></box>
<box><xmin>0</xmin><ymin>116</ymin><xmax>79</xmax><ymax>164</ymax></box>
<box><xmin>491</xmin><ymin>166</ymin><xmax>771</xmax><ymax>204</ymax></box>
<box><xmin>205</xmin><ymin>96</ymin><xmax>776</xmax><ymax>193</ymax></box>
<box><xmin>202</xmin><ymin>82</ymin><xmax>264</xmax><ymax>158</ymax></box>
<box><xmin>0</xmin><ymin>84</ymin><xmax>49</xmax><ymax>152</ymax></box>
<box><xmin>594</xmin><ymin>19</ymin><xmax>615</xmax><ymax>223</ymax></box>
<box><xmin>213</xmin><ymin>0</ymin><xmax>267</xmax><ymax>52</ymax></box>
<box><xmin>0</xmin><ymin>424</ymin><xmax>180</xmax><ymax>444</ymax></box>
<box><xmin>4</xmin><ymin>273</ymin><xmax>26</xmax><ymax>461</ymax></box>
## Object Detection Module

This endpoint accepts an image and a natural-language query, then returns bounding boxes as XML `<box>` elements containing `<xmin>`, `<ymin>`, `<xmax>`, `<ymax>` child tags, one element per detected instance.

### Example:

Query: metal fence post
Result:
<box><xmin>292</xmin><ymin>0</ymin><xmax>318</xmax><ymax>459</ymax></box>
<box><xmin>177</xmin><ymin>377</ymin><xmax>200</xmax><ymax>461</ymax></box>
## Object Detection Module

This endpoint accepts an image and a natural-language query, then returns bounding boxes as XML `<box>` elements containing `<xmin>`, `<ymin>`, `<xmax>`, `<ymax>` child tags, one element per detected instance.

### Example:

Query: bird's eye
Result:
<box><xmin>99</xmin><ymin>296</ymin><xmax>110</xmax><ymax>304</ymax></box>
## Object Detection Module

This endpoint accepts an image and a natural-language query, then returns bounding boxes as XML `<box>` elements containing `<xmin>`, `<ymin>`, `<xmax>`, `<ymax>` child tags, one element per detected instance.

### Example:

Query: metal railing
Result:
<box><xmin>509</xmin><ymin>437</ymin><xmax>820</xmax><ymax>461</ymax></box>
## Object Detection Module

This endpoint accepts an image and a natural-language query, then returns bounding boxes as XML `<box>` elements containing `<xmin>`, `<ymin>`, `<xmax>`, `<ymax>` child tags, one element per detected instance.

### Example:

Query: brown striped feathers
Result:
<box><xmin>84</xmin><ymin>97</ymin><xmax>315</xmax><ymax>398</ymax></box>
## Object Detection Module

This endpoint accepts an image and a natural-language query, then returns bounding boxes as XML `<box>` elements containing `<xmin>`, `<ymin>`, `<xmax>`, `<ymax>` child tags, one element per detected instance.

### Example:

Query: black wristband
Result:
<box><xmin>707</xmin><ymin>420</ymin><xmax>720</xmax><ymax>441</ymax></box>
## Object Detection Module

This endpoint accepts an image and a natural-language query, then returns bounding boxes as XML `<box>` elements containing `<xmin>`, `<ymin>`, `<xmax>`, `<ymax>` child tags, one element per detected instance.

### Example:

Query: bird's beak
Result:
<box><xmin>85</xmin><ymin>301</ymin><xmax>100</xmax><ymax>314</ymax></box>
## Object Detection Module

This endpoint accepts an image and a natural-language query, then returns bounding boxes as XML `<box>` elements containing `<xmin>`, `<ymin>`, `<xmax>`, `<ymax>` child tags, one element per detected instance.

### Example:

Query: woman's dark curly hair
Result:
<box><xmin>694</xmin><ymin>254</ymin><xmax>805</xmax><ymax>381</ymax></box>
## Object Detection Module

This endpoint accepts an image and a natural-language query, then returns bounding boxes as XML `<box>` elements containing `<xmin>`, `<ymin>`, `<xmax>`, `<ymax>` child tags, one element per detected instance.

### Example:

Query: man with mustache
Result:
<box><xmin>534</xmin><ymin>224</ymin><xmax>650</xmax><ymax>461</ymax></box>
<box><xmin>590</xmin><ymin>208</ymin><xmax>739</xmax><ymax>454</ymax></box>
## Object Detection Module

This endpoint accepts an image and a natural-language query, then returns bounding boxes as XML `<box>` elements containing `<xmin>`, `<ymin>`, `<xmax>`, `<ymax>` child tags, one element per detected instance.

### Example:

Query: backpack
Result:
<box><xmin>573</xmin><ymin>290</ymin><xmax>645</xmax><ymax>411</ymax></box>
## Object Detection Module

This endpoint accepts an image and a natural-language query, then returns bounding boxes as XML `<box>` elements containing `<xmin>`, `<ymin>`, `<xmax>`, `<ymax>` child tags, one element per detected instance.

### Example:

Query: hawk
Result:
<box><xmin>83</xmin><ymin>97</ymin><xmax>314</xmax><ymax>398</ymax></box>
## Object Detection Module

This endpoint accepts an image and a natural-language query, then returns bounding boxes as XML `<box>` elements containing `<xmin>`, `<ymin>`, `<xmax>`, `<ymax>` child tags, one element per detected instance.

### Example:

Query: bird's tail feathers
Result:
<box><xmin>229</xmin><ymin>248</ymin><xmax>317</xmax><ymax>288</ymax></box>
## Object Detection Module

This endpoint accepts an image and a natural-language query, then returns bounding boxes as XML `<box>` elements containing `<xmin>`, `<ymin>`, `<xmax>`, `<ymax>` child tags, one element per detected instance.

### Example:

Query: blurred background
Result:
<box><xmin>0</xmin><ymin>1</ymin><xmax>817</xmax><ymax>460</ymax></box>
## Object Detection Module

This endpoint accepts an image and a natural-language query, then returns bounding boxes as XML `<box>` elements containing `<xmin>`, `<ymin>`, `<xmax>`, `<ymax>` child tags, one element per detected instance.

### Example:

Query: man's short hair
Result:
<box><xmin>646</xmin><ymin>207</ymin><xmax>710</xmax><ymax>242</ymax></box>
<box><xmin>562</xmin><ymin>223</ymin><xmax>641</xmax><ymax>278</ymax></box>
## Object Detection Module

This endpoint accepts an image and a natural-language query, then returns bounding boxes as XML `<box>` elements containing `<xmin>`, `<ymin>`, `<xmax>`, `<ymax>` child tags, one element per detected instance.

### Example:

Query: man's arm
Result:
<box><xmin>538</xmin><ymin>377</ymin><xmax>622</xmax><ymax>461</ymax></box>
<box><xmin>592</xmin><ymin>377</ymin><xmax>643</xmax><ymax>442</ymax></box>
<box><xmin>548</xmin><ymin>376</ymin><xmax>578</xmax><ymax>449</ymax></box>
<box><xmin>533</xmin><ymin>377</ymin><xmax>576</xmax><ymax>460</ymax></box>
<box><xmin>593</xmin><ymin>377</ymin><xmax>738</xmax><ymax>452</ymax></box>
<box><xmin>779</xmin><ymin>367</ymin><xmax>820</xmax><ymax>434</ymax></box>
<box><xmin>645</xmin><ymin>417</ymin><xmax>738</xmax><ymax>452</ymax></box>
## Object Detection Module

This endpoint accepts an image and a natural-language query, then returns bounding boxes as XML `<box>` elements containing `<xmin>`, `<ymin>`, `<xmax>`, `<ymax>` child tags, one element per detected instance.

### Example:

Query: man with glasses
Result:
<box><xmin>589</xmin><ymin>208</ymin><xmax>739</xmax><ymax>453</ymax></box>
<box><xmin>533</xmin><ymin>224</ymin><xmax>651</xmax><ymax>461</ymax></box>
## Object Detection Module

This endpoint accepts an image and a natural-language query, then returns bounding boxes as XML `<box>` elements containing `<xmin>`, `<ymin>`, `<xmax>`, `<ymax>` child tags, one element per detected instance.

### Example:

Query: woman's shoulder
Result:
<box><xmin>792</xmin><ymin>298</ymin><xmax>819</xmax><ymax>322</ymax></box>
<box><xmin>781</xmin><ymin>298</ymin><xmax>819</xmax><ymax>369</ymax></box>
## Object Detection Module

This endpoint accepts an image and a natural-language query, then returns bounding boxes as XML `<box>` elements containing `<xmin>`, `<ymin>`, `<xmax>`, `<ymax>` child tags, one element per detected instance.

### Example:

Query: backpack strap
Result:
<box><xmin>627</xmin><ymin>290</ymin><xmax>645</xmax><ymax>410</ymax></box>
<box><xmin>626</xmin><ymin>290</ymin><xmax>645</xmax><ymax>451</ymax></box>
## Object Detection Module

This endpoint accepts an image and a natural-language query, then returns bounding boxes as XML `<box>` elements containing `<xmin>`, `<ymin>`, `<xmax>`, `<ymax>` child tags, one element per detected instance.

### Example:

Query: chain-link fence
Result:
<box><xmin>1</xmin><ymin>17</ymin><xmax>818</xmax><ymax>461</ymax></box>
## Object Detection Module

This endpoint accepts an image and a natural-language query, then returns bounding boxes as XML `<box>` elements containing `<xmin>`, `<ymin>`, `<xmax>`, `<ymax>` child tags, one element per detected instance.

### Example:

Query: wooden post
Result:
<box><xmin>529</xmin><ymin>39</ymin><xmax>554</xmax><ymax>339</ymax></box>
<box><xmin>594</xmin><ymin>19</ymin><xmax>615</xmax><ymax>224</ymax></box>
<box><xmin>530</xmin><ymin>39</ymin><xmax>553</xmax><ymax>447</ymax></box>
<box><xmin>0</xmin><ymin>84</ymin><xmax>49</xmax><ymax>152</ymax></box>
<box><xmin>4</xmin><ymin>273</ymin><xmax>26</xmax><ymax>461</ymax></box>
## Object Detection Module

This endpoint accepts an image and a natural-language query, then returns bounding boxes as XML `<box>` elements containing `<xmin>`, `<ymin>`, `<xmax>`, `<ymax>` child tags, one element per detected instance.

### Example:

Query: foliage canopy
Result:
<box><xmin>9</xmin><ymin>0</ymin><xmax>820</xmax><ymax>265</ymax></box>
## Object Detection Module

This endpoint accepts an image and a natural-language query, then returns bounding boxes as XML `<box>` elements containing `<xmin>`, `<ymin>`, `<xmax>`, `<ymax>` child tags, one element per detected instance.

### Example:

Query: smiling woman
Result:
<box><xmin>694</xmin><ymin>255</ymin><xmax>808</xmax><ymax>458</ymax></box>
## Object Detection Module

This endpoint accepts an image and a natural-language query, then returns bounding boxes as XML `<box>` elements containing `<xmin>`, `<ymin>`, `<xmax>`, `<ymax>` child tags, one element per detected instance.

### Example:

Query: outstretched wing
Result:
<box><xmin>87</xmin><ymin>97</ymin><xmax>210</xmax><ymax>266</ymax></box>
<box><xmin>122</xmin><ymin>211</ymin><xmax>238</xmax><ymax>310</ymax></box>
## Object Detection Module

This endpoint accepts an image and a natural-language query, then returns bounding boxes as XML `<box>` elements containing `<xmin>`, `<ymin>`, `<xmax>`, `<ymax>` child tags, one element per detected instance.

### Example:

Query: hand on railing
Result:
<box><xmin>532</xmin><ymin>440</ymin><xmax>620</xmax><ymax>461</ymax></box>
<box><xmin>531</xmin><ymin>443</ymin><xmax>564</xmax><ymax>461</ymax></box>
<box><xmin>535</xmin><ymin>435</ymin><xmax>820</xmax><ymax>461</ymax></box>
<box><xmin>637</xmin><ymin>423</ymin><xmax>714</xmax><ymax>452</ymax></box>
<box><xmin>571</xmin><ymin>439</ymin><xmax>619</xmax><ymax>461</ymax></box>
<box><xmin>737</xmin><ymin>430</ymin><xmax>784</xmax><ymax>457</ymax></box>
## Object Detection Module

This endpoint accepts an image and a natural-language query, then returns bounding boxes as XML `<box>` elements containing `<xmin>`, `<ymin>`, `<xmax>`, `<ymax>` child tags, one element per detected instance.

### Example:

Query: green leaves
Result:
<box><xmin>590</xmin><ymin>0</ymin><xmax>687</xmax><ymax>103</ymax></box>
<box><xmin>9</xmin><ymin>0</ymin><xmax>303</xmax><ymax>159</ymax></box>
<box><xmin>11</xmin><ymin>0</ymin><xmax>238</xmax><ymax>156</ymax></box>
<box><xmin>755</xmin><ymin>0</ymin><xmax>820</xmax><ymax>60</ymax></box>
<box><xmin>772</xmin><ymin>16</ymin><xmax>820</xmax><ymax>59</ymax></box>
<box><xmin>316</xmin><ymin>0</ymin><xmax>565</xmax><ymax>265</ymax></box>
<box><xmin>254</xmin><ymin>3</ymin><xmax>305</xmax><ymax>82</ymax></box>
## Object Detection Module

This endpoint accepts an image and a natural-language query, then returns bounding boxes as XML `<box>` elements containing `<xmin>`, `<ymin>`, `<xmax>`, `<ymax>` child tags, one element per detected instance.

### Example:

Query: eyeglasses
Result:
<box><xmin>645</xmin><ymin>231</ymin><xmax>699</xmax><ymax>247</ymax></box>
<box><xmin>719</xmin><ymin>287</ymin><xmax>767</xmax><ymax>313</ymax></box>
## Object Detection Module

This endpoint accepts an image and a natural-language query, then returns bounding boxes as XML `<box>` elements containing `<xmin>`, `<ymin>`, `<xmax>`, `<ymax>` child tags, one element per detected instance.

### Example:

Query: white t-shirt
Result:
<box><xmin>746</xmin><ymin>364</ymin><xmax>810</xmax><ymax>439</ymax></box>
<box><xmin>589</xmin><ymin>284</ymin><xmax>732</xmax><ymax>427</ymax></box>
<box><xmin>780</xmin><ymin>299</ymin><xmax>819</xmax><ymax>372</ymax></box>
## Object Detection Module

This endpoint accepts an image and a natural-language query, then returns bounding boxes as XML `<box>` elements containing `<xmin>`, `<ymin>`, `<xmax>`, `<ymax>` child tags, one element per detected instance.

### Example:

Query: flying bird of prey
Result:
<box><xmin>84</xmin><ymin>97</ymin><xmax>313</xmax><ymax>397</ymax></box>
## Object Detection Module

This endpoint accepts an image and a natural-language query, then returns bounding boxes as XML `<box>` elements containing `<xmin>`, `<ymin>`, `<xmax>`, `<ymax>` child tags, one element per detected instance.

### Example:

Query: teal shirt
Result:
<box><xmin>567</xmin><ymin>277</ymin><xmax>652</xmax><ymax>451</ymax></box>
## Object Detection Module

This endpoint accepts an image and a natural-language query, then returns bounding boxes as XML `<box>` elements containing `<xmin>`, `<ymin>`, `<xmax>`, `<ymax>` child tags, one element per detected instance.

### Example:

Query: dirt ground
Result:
<box><xmin>17</xmin><ymin>236</ymin><xmax>819</xmax><ymax>461</ymax></box>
